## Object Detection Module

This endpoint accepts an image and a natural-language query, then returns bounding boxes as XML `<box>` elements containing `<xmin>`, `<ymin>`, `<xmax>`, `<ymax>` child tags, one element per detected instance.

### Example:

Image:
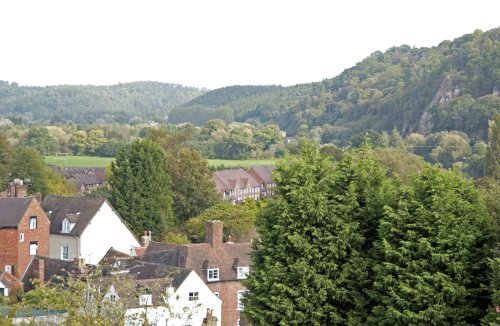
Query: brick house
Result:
<box><xmin>142</xmin><ymin>221</ymin><xmax>251</xmax><ymax>326</ymax></box>
<box><xmin>247</xmin><ymin>165</ymin><xmax>276</xmax><ymax>197</ymax></box>
<box><xmin>0</xmin><ymin>196</ymin><xmax>50</xmax><ymax>278</ymax></box>
<box><xmin>212</xmin><ymin>169</ymin><xmax>261</xmax><ymax>203</ymax></box>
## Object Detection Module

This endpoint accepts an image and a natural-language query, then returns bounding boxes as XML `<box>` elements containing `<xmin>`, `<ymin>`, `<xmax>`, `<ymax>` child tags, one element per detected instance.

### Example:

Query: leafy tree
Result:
<box><xmin>485</xmin><ymin>114</ymin><xmax>500</xmax><ymax>180</ymax></box>
<box><xmin>10</xmin><ymin>146</ymin><xmax>48</xmax><ymax>196</ymax></box>
<box><xmin>26</xmin><ymin>126</ymin><xmax>56</xmax><ymax>155</ymax></box>
<box><xmin>244</xmin><ymin>144</ymin><xmax>396</xmax><ymax>325</ymax></box>
<box><xmin>109</xmin><ymin>139</ymin><xmax>174</xmax><ymax>238</ymax></box>
<box><xmin>148</xmin><ymin>127</ymin><xmax>220</xmax><ymax>223</ymax></box>
<box><xmin>44</xmin><ymin>168</ymin><xmax>78</xmax><ymax>196</ymax></box>
<box><xmin>69</xmin><ymin>130</ymin><xmax>87</xmax><ymax>155</ymax></box>
<box><xmin>85</xmin><ymin>129</ymin><xmax>106</xmax><ymax>155</ymax></box>
<box><xmin>371</xmin><ymin>165</ymin><xmax>494</xmax><ymax>324</ymax></box>
<box><xmin>186</xmin><ymin>200</ymin><xmax>258</xmax><ymax>243</ymax></box>
<box><xmin>254</xmin><ymin>124</ymin><xmax>284</xmax><ymax>151</ymax></box>
<box><xmin>389</xmin><ymin>128</ymin><xmax>405</xmax><ymax>149</ymax></box>
<box><xmin>0</xmin><ymin>135</ymin><xmax>12</xmax><ymax>189</ymax></box>
<box><xmin>430</xmin><ymin>132</ymin><xmax>471</xmax><ymax>168</ymax></box>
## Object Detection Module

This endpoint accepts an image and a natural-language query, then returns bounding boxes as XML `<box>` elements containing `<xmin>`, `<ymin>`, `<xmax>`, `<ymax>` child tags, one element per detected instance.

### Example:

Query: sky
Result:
<box><xmin>0</xmin><ymin>0</ymin><xmax>499</xmax><ymax>90</ymax></box>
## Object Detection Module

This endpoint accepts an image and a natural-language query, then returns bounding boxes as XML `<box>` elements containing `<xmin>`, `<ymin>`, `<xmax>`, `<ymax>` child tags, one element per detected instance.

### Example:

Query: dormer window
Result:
<box><xmin>207</xmin><ymin>268</ymin><xmax>219</xmax><ymax>281</ymax></box>
<box><xmin>62</xmin><ymin>218</ymin><xmax>76</xmax><ymax>233</ymax></box>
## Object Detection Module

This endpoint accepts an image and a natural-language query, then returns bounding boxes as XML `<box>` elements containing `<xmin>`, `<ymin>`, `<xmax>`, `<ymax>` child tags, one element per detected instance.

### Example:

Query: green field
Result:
<box><xmin>45</xmin><ymin>155</ymin><xmax>276</xmax><ymax>169</ymax></box>
<box><xmin>45</xmin><ymin>156</ymin><xmax>115</xmax><ymax>168</ymax></box>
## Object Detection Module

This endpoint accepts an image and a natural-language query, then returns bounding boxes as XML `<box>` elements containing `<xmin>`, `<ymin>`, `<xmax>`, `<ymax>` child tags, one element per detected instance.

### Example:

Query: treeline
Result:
<box><xmin>0</xmin><ymin>81</ymin><xmax>205</xmax><ymax>124</ymax></box>
<box><xmin>170</xmin><ymin>27</ymin><xmax>500</xmax><ymax>144</ymax></box>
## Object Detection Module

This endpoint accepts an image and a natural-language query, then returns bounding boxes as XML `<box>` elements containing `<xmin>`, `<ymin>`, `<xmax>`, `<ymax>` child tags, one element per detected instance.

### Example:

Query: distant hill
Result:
<box><xmin>170</xmin><ymin>27</ymin><xmax>500</xmax><ymax>143</ymax></box>
<box><xmin>0</xmin><ymin>81</ymin><xmax>206</xmax><ymax>124</ymax></box>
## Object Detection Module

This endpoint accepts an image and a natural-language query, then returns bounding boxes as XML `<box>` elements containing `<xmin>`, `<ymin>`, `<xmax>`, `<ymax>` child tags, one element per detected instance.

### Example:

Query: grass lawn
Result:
<box><xmin>45</xmin><ymin>156</ymin><xmax>277</xmax><ymax>169</ymax></box>
<box><xmin>45</xmin><ymin>155</ymin><xmax>115</xmax><ymax>168</ymax></box>
<box><xmin>208</xmin><ymin>159</ymin><xmax>277</xmax><ymax>169</ymax></box>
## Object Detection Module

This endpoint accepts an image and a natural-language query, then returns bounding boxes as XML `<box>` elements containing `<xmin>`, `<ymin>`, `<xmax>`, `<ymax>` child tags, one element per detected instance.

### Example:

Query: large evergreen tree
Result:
<box><xmin>244</xmin><ymin>144</ymin><xmax>396</xmax><ymax>325</ymax></box>
<box><xmin>0</xmin><ymin>134</ymin><xmax>11</xmax><ymax>189</ymax></box>
<box><xmin>371</xmin><ymin>165</ymin><xmax>494</xmax><ymax>324</ymax></box>
<box><xmin>108</xmin><ymin>139</ymin><xmax>173</xmax><ymax>238</ymax></box>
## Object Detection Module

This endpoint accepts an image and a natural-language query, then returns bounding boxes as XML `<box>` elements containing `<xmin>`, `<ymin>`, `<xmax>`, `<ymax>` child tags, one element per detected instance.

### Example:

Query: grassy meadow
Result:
<box><xmin>45</xmin><ymin>155</ymin><xmax>276</xmax><ymax>169</ymax></box>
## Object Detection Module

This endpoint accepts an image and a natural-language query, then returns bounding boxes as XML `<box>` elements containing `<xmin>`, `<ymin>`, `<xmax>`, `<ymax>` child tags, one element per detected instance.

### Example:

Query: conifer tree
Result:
<box><xmin>108</xmin><ymin>139</ymin><xmax>173</xmax><ymax>237</ymax></box>
<box><xmin>244</xmin><ymin>144</ymin><xmax>396</xmax><ymax>325</ymax></box>
<box><xmin>371</xmin><ymin>165</ymin><xmax>494</xmax><ymax>324</ymax></box>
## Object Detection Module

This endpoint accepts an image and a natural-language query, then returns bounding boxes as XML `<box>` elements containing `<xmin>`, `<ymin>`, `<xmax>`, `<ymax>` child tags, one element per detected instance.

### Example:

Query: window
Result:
<box><xmin>214</xmin><ymin>291</ymin><xmax>219</xmax><ymax>297</ymax></box>
<box><xmin>29</xmin><ymin>216</ymin><xmax>37</xmax><ymax>229</ymax></box>
<box><xmin>29</xmin><ymin>241</ymin><xmax>38</xmax><ymax>256</ymax></box>
<box><xmin>61</xmin><ymin>246</ymin><xmax>69</xmax><ymax>260</ymax></box>
<box><xmin>139</xmin><ymin>294</ymin><xmax>152</xmax><ymax>306</ymax></box>
<box><xmin>19</xmin><ymin>233</ymin><xmax>24</xmax><ymax>242</ymax></box>
<box><xmin>188</xmin><ymin>292</ymin><xmax>199</xmax><ymax>301</ymax></box>
<box><xmin>207</xmin><ymin>268</ymin><xmax>219</xmax><ymax>281</ymax></box>
<box><xmin>237</xmin><ymin>290</ymin><xmax>248</xmax><ymax>311</ymax></box>
<box><xmin>109</xmin><ymin>294</ymin><xmax>116</xmax><ymax>302</ymax></box>
<box><xmin>237</xmin><ymin>266</ymin><xmax>249</xmax><ymax>279</ymax></box>
<box><xmin>62</xmin><ymin>219</ymin><xmax>71</xmax><ymax>233</ymax></box>
<box><xmin>4</xmin><ymin>265</ymin><xmax>12</xmax><ymax>274</ymax></box>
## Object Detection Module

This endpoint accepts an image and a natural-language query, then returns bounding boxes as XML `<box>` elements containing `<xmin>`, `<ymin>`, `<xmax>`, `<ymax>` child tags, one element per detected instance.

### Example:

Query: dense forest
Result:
<box><xmin>0</xmin><ymin>81</ymin><xmax>205</xmax><ymax>124</ymax></box>
<box><xmin>170</xmin><ymin>27</ymin><xmax>500</xmax><ymax>144</ymax></box>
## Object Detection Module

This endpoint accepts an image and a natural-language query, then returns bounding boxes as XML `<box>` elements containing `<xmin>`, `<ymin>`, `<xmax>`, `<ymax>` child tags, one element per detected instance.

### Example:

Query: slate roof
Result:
<box><xmin>42</xmin><ymin>195</ymin><xmax>105</xmax><ymax>235</ymax></box>
<box><xmin>212</xmin><ymin>168</ymin><xmax>260</xmax><ymax>193</ymax></box>
<box><xmin>248</xmin><ymin>165</ymin><xmax>275</xmax><ymax>185</ymax></box>
<box><xmin>21</xmin><ymin>256</ymin><xmax>75</xmax><ymax>291</ymax></box>
<box><xmin>142</xmin><ymin>241</ymin><xmax>252</xmax><ymax>282</ymax></box>
<box><xmin>0</xmin><ymin>197</ymin><xmax>33</xmax><ymax>228</ymax></box>
<box><xmin>72</xmin><ymin>174</ymin><xmax>101</xmax><ymax>186</ymax></box>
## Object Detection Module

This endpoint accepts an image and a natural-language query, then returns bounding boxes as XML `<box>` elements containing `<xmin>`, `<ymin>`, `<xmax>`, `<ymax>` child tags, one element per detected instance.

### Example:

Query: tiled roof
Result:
<box><xmin>42</xmin><ymin>195</ymin><xmax>105</xmax><ymax>235</ymax></box>
<box><xmin>143</xmin><ymin>241</ymin><xmax>252</xmax><ymax>282</ymax></box>
<box><xmin>72</xmin><ymin>174</ymin><xmax>101</xmax><ymax>186</ymax></box>
<box><xmin>212</xmin><ymin>168</ymin><xmax>260</xmax><ymax>192</ymax></box>
<box><xmin>0</xmin><ymin>270</ymin><xmax>23</xmax><ymax>289</ymax></box>
<box><xmin>248</xmin><ymin>165</ymin><xmax>275</xmax><ymax>184</ymax></box>
<box><xmin>0</xmin><ymin>197</ymin><xmax>33</xmax><ymax>228</ymax></box>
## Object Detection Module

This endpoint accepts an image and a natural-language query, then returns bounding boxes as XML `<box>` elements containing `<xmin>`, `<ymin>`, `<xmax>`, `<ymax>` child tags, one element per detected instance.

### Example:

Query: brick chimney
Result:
<box><xmin>8</xmin><ymin>179</ymin><xmax>27</xmax><ymax>198</ymax></box>
<box><xmin>205</xmin><ymin>220</ymin><xmax>223</xmax><ymax>248</ymax></box>
<box><xmin>34</xmin><ymin>257</ymin><xmax>45</xmax><ymax>283</ymax></box>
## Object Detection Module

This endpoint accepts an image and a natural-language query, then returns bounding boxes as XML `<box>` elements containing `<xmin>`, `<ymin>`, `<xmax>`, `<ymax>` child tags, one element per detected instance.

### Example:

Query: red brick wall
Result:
<box><xmin>0</xmin><ymin>229</ymin><xmax>19</xmax><ymax>276</ymax></box>
<box><xmin>208</xmin><ymin>280</ymin><xmax>247</xmax><ymax>326</ymax></box>
<box><xmin>16</xmin><ymin>199</ymin><xmax>50</xmax><ymax>278</ymax></box>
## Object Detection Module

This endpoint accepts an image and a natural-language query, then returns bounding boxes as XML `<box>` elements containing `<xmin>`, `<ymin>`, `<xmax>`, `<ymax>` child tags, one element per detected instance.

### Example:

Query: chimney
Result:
<box><xmin>8</xmin><ymin>179</ymin><xmax>27</xmax><ymax>198</ymax></box>
<box><xmin>227</xmin><ymin>235</ymin><xmax>233</xmax><ymax>244</ymax></box>
<box><xmin>141</xmin><ymin>230</ymin><xmax>150</xmax><ymax>247</ymax></box>
<box><xmin>36</xmin><ymin>257</ymin><xmax>45</xmax><ymax>283</ymax></box>
<box><xmin>34</xmin><ymin>192</ymin><xmax>42</xmax><ymax>203</ymax></box>
<box><xmin>205</xmin><ymin>220</ymin><xmax>223</xmax><ymax>249</ymax></box>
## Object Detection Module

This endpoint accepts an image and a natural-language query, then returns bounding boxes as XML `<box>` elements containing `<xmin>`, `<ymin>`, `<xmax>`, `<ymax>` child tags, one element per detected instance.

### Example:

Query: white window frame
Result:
<box><xmin>237</xmin><ymin>290</ymin><xmax>248</xmax><ymax>311</ymax></box>
<box><xmin>29</xmin><ymin>216</ymin><xmax>37</xmax><ymax>229</ymax></box>
<box><xmin>207</xmin><ymin>268</ymin><xmax>219</xmax><ymax>281</ymax></box>
<box><xmin>139</xmin><ymin>294</ymin><xmax>153</xmax><ymax>306</ymax></box>
<box><xmin>29</xmin><ymin>241</ymin><xmax>38</xmax><ymax>256</ymax></box>
<box><xmin>237</xmin><ymin>266</ymin><xmax>249</xmax><ymax>279</ymax></box>
<box><xmin>214</xmin><ymin>291</ymin><xmax>219</xmax><ymax>297</ymax></box>
<box><xmin>61</xmin><ymin>246</ymin><xmax>69</xmax><ymax>260</ymax></box>
<box><xmin>188</xmin><ymin>291</ymin><xmax>199</xmax><ymax>301</ymax></box>
<box><xmin>62</xmin><ymin>219</ymin><xmax>71</xmax><ymax>233</ymax></box>
<box><xmin>19</xmin><ymin>233</ymin><xmax>24</xmax><ymax>242</ymax></box>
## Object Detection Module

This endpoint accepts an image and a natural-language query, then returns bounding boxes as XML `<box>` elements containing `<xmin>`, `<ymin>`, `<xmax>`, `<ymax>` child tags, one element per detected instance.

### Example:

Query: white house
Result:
<box><xmin>100</xmin><ymin>262</ymin><xmax>222</xmax><ymax>326</ymax></box>
<box><xmin>42</xmin><ymin>195</ymin><xmax>141</xmax><ymax>265</ymax></box>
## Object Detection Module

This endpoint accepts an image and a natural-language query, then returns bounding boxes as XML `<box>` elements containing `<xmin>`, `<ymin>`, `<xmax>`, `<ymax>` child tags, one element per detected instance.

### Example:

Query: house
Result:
<box><xmin>247</xmin><ymin>165</ymin><xmax>276</xmax><ymax>197</ymax></box>
<box><xmin>143</xmin><ymin>220</ymin><xmax>251</xmax><ymax>326</ymax></box>
<box><xmin>42</xmin><ymin>195</ymin><xmax>140</xmax><ymax>265</ymax></box>
<box><xmin>0</xmin><ymin>269</ymin><xmax>23</xmax><ymax>299</ymax></box>
<box><xmin>99</xmin><ymin>260</ymin><xmax>222</xmax><ymax>326</ymax></box>
<box><xmin>54</xmin><ymin>167</ymin><xmax>106</xmax><ymax>194</ymax></box>
<box><xmin>21</xmin><ymin>255</ymin><xmax>75</xmax><ymax>291</ymax></box>
<box><xmin>0</xmin><ymin>195</ymin><xmax>50</xmax><ymax>278</ymax></box>
<box><xmin>212</xmin><ymin>169</ymin><xmax>261</xmax><ymax>203</ymax></box>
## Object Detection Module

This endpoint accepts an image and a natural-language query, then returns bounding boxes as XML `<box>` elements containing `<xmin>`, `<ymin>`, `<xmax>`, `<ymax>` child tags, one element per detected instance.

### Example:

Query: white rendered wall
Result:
<box><xmin>79</xmin><ymin>201</ymin><xmax>140</xmax><ymax>265</ymax></box>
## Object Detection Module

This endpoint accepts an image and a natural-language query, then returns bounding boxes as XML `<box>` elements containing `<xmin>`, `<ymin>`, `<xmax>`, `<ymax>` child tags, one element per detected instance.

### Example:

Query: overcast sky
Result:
<box><xmin>0</xmin><ymin>0</ymin><xmax>498</xmax><ymax>89</ymax></box>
